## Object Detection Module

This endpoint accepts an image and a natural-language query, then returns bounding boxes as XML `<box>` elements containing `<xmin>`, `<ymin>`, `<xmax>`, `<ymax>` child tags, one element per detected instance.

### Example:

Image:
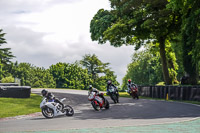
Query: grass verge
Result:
<box><xmin>118</xmin><ymin>92</ymin><xmax>200</xmax><ymax>105</ymax></box>
<box><xmin>0</xmin><ymin>93</ymin><xmax>42</xmax><ymax>118</ymax></box>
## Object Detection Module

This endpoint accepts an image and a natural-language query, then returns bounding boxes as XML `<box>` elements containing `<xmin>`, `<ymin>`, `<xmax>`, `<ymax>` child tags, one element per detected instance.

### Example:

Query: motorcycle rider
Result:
<box><xmin>41</xmin><ymin>89</ymin><xmax>64</xmax><ymax>111</ymax></box>
<box><xmin>106</xmin><ymin>80</ymin><xmax>119</xmax><ymax>96</ymax></box>
<box><xmin>127</xmin><ymin>79</ymin><xmax>138</xmax><ymax>94</ymax></box>
<box><xmin>88</xmin><ymin>85</ymin><xmax>105</xmax><ymax>101</ymax></box>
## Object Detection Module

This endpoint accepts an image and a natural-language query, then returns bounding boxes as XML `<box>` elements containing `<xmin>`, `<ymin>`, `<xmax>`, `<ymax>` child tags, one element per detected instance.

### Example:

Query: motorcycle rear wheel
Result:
<box><xmin>104</xmin><ymin>99</ymin><xmax>110</xmax><ymax>109</ymax></box>
<box><xmin>42</xmin><ymin>107</ymin><xmax>54</xmax><ymax>119</ymax></box>
<box><xmin>65</xmin><ymin>105</ymin><xmax>74</xmax><ymax>116</ymax></box>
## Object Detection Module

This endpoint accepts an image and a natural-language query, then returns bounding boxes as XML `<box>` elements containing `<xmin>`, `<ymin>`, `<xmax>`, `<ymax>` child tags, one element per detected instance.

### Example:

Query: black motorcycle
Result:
<box><xmin>107</xmin><ymin>86</ymin><xmax>119</xmax><ymax>103</ymax></box>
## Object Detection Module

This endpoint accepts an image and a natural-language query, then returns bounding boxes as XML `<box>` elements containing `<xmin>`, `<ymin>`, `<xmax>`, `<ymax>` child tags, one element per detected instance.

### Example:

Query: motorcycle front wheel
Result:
<box><xmin>65</xmin><ymin>105</ymin><xmax>74</xmax><ymax>116</ymax></box>
<box><xmin>91</xmin><ymin>101</ymin><xmax>100</xmax><ymax>111</ymax></box>
<box><xmin>42</xmin><ymin>107</ymin><xmax>54</xmax><ymax>119</ymax></box>
<box><xmin>110</xmin><ymin>94</ymin><xmax>117</xmax><ymax>103</ymax></box>
<box><xmin>135</xmin><ymin>93</ymin><xmax>139</xmax><ymax>99</ymax></box>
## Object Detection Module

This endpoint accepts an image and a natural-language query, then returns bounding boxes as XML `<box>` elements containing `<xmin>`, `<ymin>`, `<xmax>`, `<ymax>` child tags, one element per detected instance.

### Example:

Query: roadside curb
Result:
<box><xmin>0</xmin><ymin>112</ymin><xmax>41</xmax><ymax>121</ymax></box>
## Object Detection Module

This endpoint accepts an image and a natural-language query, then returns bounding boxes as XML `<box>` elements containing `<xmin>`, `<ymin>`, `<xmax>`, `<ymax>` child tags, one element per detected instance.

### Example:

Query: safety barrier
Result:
<box><xmin>0</xmin><ymin>85</ymin><xmax>31</xmax><ymax>98</ymax></box>
<box><xmin>138</xmin><ymin>86</ymin><xmax>200</xmax><ymax>101</ymax></box>
<box><xmin>0</xmin><ymin>83</ymin><xmax>19</xmax><ymax>86</ymax></box>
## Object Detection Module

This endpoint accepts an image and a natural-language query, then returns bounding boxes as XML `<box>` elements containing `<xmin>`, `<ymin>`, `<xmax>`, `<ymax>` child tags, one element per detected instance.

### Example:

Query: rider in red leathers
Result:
<box><xmin>127</xmin><ymin>79</ymin><xmax>138</xmax><ymax>95</ymax></box>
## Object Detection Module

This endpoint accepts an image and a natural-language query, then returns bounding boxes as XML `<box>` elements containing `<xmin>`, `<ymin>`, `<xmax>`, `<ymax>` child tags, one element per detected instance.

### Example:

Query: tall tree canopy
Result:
<box><xmin>80</xmin><ymin>54</ymin><xmax>109</xmax><ymax>83</ymax></box>
<box><xmin>80</xmin><ymin>54</ymin><xmax>119</xmax><ymax>90</ymax></box>
<box><xmin>49</xmin><ymin>62</ymin><xmax>90</xmax><ymax>89</ymax></box>
<box><xmin>90</xmin><ymin>0</ymin><xmax>181</xmax><ymax>85</ymax></box>
<box><xmin>0</xmin><ymin>29</ymin><xmax>15</xmax><ymax>79</ymax></box>
<box><xmin>168</xmin><ymin>0</ymin><xmax>200</xmax><ymax>84</ymax></box>
<box><xmin>9</xmin><ymin>62</ymin><xmax>56</xmax><ymax>88</ymax></box>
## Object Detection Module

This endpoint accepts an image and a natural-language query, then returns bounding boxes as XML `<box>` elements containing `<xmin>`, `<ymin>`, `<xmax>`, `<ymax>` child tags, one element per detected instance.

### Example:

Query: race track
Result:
<box><xmin>1</xmin><ymin>89</ymin><xmax>200</xmax><ymax>132</ymax></box>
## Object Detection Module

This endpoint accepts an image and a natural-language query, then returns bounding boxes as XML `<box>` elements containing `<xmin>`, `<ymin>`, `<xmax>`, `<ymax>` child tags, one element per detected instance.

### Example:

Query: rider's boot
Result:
<box><xmin>60</xmin><ymin>104</ymin><xmax>65</xmax><ymax>112</ymax></box>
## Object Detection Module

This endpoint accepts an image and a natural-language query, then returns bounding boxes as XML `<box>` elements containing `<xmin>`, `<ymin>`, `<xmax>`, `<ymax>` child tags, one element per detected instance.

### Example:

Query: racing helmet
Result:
<box><xmin>89</xmin><ymin>85</ymin><xmax>93</xmax><ymax>90</ymax></box>
<box><xmin>107</xmin><ymin>80</ymin><xmax>112</xmax><ymax>85</ymax></box>
<box><xmin>41</xmin><ymin>89</ymin><xmax>48</xmax><ymax>96</ymax></box>
<box><xmin>128</xmin><ymin>79</ymin><xmax>131</xmax><ymax>83</ymax></box>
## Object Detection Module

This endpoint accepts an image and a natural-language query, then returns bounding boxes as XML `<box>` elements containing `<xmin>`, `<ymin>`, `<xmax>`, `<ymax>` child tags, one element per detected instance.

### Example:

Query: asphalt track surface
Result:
<box><xmin>1</xmin><ymin>89</ymin><xmax>200</xmax><ymax>132</ymax></box>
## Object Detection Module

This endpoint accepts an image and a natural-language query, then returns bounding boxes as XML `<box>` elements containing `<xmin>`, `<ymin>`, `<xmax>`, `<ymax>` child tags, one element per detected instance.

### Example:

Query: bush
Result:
<box><xmin>156</xmin><ymin>82</ymin><xmax>165</xmax><ymax>86</ymax></box>
<box><xmin>1</xmin><ymin>76</ymin><xmax>14</xmax><ymax>83</ymax></box>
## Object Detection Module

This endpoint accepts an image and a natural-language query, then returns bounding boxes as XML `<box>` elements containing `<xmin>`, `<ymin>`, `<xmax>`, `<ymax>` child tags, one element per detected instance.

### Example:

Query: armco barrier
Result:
<box><xmin>0</xmin><ymin>83</ymin><xmax>19</xmax><ymax>86</ymax></box>
<box><xmin>138</xmin><ymin>85</ymin><xmax>200</xmax><ymax>101</ymax></box>
<box><xmin>0</xmin><ymin>86</ymin><xmax>31</xmax><ymax>98</ymax></box>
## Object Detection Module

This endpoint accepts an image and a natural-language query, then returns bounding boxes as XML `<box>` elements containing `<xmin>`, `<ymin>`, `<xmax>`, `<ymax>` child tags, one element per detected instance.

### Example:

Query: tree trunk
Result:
<box><xmin>159</xmin><ymin>37</ymin><xmax>172</xmax><ymax>85</ymax></box>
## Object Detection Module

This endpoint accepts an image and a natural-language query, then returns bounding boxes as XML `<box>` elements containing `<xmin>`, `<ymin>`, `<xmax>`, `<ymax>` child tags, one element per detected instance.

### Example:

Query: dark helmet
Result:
<box><xmin>88</xmin><ymin>85</ymin><xmax>93</xmax><ymax>90</ymax></box>
<box><xmin>128</xmin><ymin>79</ymin><xmax>131</xmax><ymax>83</ymax></box>
<box><xmin>41</xmin><ymin>89</ymin><xmax>48</xmax><ymax>96</ymax></box>
<box><xmin>107</xmin><ymin>80</ymin><xmax>112</xmax><ymax>85</ymax></box>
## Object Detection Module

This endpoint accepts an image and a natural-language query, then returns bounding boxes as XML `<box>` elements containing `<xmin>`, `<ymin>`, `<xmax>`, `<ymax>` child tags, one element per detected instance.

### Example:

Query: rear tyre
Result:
<box><xmin>65</xmin><ymin>105</ymin><xmax>74</xmax><ymax>116</ymax></box>
<box><xmin>105</xmin><ymin>99</ymin><xmax>110</xmax><ymax>109</ymax></box>
<box><xmin>42</xmin><ymin>107</ymin><xmax>54</xmax><ymax>119</ymax></box>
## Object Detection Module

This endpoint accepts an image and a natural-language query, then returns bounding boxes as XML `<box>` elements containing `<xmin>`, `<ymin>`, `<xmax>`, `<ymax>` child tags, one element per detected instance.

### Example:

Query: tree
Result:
<box><xmin>80</xmin><ymin>54</ymin><xmax>119</xmax><ymax>90</ymax></box>
<box><xmin>80</xmin><ymin>54</ymin><xmax>109</xmax><ymax>84</ymax></box>
<box><xmin>122</xmin><ymin>45</ymin><xmax>163</xmax><ymax>89</ymax></box>
<box><xmin>168</xmin><ymin>0</ymin><xmax>200</xmax><ymax>84</ymax></box>
<box><xmin>0</xmin><ymin>29</ymin><xmax>15</xmax><ymax>79</ymax></box>
<box><xmin>11</xmin><ymin>62</ymin><xmax>56</xmax><ymax>88</ymax></box>
<box><xmin>49</xmin><ymin>62</ymin><xmax>90</xmax><ymax>89</ymax></box>
<box><xmin>90</xmin><ymin>0</ymin><xmax>181</xmax><ymax>85</ymax></box>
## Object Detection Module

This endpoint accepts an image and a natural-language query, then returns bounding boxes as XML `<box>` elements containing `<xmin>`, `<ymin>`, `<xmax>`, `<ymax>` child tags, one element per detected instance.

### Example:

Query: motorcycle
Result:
<box><xmin>40</xmin><ymin>97</ymin><xmax>74</xmax><ymax>118</ymax></box>
<box><xmin>130</xmin><ymin>86</ymin><xmax>139</xmax><ymax>99</ymax></box>
<box><xmin>88</xmin><ymin>92</ymin><xmax>109</xmax><ymax>111</ymax></box>
<box><xmin>107</xmin><ymin>86</ymin><xmax>119</xmax><ymax>103</ymax></box>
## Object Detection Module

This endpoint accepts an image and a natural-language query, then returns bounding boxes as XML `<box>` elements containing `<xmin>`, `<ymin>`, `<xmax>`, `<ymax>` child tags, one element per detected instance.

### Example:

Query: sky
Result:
<box><xmin>0</xmin><ymin>0</ymin><xmax>135</xmax><ymax>85</ymax></box>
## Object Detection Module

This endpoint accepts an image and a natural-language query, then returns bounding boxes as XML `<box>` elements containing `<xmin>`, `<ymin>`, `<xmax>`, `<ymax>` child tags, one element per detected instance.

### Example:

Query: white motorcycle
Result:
<box><xmin>40</xmin><ymin>98</ymin><xmax>74</xmax><ymax>118</ymax></box>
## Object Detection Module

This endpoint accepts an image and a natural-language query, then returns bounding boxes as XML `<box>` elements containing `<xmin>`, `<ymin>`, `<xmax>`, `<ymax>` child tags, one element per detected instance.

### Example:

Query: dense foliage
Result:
<box><xmin>0</xmin><ymin>29</ymin><xmax>15</xmax><ymax>79</ymax></box>
<box><xmin>80</xmin><ymin>54</ymin><xmax>119</xmax><ymax>90</ymax></box>
<box><xmin>1</xmin><ymin>0</ymin><xmax>200</xmax><ymax>88</ymax></box>
<box><xmin>122</xmin><ymin>48</ymin><xmax>163</xmax><ymax>89</ymax></box>
<box><xmin>168</xmin><ymin>0</ymin><xmax>200</xmax><ymax>84</ymax></box>
<box><xmin>90</xmin><ymin>0</ymin><xmax>199</xmax><ymax>85</ymax></box>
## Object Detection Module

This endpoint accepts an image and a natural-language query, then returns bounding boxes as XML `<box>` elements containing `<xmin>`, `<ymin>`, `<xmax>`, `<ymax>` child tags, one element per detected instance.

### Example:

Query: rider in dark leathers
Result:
<box><xmin>106</xmin><ymin>80</ymin><xmax>119</xmax><ymax>101</ymax></box>
<box><xmin>41</xmin><ymin>89</ymin><xmax>64</xmax><ymax>111</ymax></box>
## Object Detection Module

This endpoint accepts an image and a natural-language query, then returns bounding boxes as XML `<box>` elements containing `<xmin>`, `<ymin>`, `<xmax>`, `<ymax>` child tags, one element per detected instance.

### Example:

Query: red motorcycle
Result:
<box><xmin>88</xmin><ymin>92</ymin><xmax>109</xmax><ymax>111</ymax></box>
<box><xmin>130</xmin><ymin>86</ymin><xmax>139</xmax><ymax>99</ymax></box>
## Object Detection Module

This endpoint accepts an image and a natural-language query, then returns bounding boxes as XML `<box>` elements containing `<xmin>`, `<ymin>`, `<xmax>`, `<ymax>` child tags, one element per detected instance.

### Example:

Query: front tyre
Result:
<box><xmin>135</xmin><ymin>93</ymin><xmax>139</xmax><ymax>99</ymax></box>
<box><xmin>65</xmin><ymin>105</ymin><xmax>74</xmax><ymax>116</ymax></box>
<box><xmin>111</xmin><ymin>94</ymin><xmax>117</xmax><ymax>103</ymax></box>
<box><xmin>91</xmin><ymin>101</ymin><xmax>100</xmax><ymax>111</ymax></box>
<box><xmin>42</xmin><ymin>107</ymin><xmax>54</xmax><ymax>119</ymax></box>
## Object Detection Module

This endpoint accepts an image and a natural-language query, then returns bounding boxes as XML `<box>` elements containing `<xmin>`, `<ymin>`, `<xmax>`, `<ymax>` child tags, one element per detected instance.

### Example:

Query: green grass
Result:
<box><xmin>118</xmin><ymin>92</ymin><xmax>200</xmax><ymax>105</ymax></box>
<box><xmin>0</xmin><ymin>93</ymin><xmax>42</xmax><ymax>118</ymax></box>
